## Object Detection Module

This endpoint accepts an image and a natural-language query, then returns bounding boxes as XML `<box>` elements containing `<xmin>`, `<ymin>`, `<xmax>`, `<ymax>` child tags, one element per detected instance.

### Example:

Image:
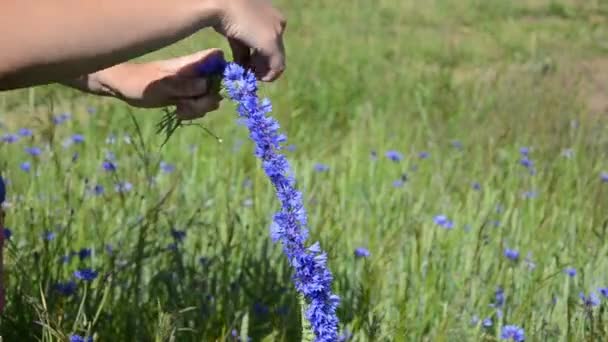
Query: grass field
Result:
<box><xmin>1</xmin><ymin>0</ymin><xmax>608</xmax><ymax>341</ymax></box>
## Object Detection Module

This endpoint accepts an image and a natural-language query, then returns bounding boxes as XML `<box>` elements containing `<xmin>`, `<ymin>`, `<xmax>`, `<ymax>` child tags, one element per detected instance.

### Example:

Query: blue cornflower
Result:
<box><xmin>93</xmin><ymin>184</ymin><xmax>104</xmax><ymax>196</ymax></box>
<box><xmin>69</xmin><ymin>334</ymin><xmax>92</xmax><ymax>342</ymax></box>
<box><xmin>580</xmin><ymin>292</ymin><xmax>600</xmax><ymax>307</ymax></box>
<box><xmin>160</xmin><ymin>161</ymin><xmax>175</xmax><ymax>173</ymax></box>
<box><xmin>472</xmin><ymin>182</ymin><xmax>481</xmax><ymax>191</ymax></box>
<box><xmin>20</xmin><ymin>161</ymin><xmax>32</xmax><ymax>172</ymax></box>
<box><xmin>3</xmin><ymin>228</ymin><xmax>11</xmax><ymax>240</ymax></box>
<box><xmin>385</xmin><ymin>150</ymin><xmax>403</xmax><ymax>162</ymax></box>
<box><xmin>171</xmin><ymin>228</ymin><xmax>186</xmax><ymax>242</ymax></box>
<box><xmin>0</xmin><ymin>176</ymin><xmax>5</xmax><ymax>203</ymax></box>
<box><xmin>102</xmin><ymin>160</ymin><xmax>116</xmax><ymax>172</ymax></box>
<box><xmin>500</xmin><ymin>325</ymin><xmax>525</xmax><ymax>341</ymax></box>
<box><xmin>78</xmin><ymin>248</ymin><xmax>92</xmax><ymax>261</ymax></box>
<box><xmin>286</xmin><ymin>144</ymin><xmax>296</xmax><ymax>152</ymax></box>
<box><xmin>115</xmin><ymin>181</ymin><xmax>132</xmax><ymax>193</ymax></box>
<box><xmin>392</xmin><ymin>179</ymin><xmax>404</xmax><ymax>188</ymax></box>
<box><xmin>520</xmin><ymin>157</ymin><xmax>533</xmax><ymax>169</ymax></box>
<box><xmin>1</xmin><ymin>133</ymin><xmax>19</xmax><ymax>143</ymax></box>
<box><xmin>451</xmin><ymin>140</ymin><xmax>463</xmax><ymax>149</ymax></box>
<box><xmin>221</xmin><ymin>63</ymin><xmax>339</xmax><ymax>341</ymax></box>
<box><xmin>482</xmin><ymin>317</ymin><xmax>493</xmax><ymax>327</ymax></box>
<box><xmin>601</xmin><ymin>172</ymin><xmax>608</xmax><ymax>183</ymax></box>
<box><xmin>52</xmin><ymin>113</ymin><xmax>71</xmax><ymax>125</ymax></box>
<box><xmin>43</xmin><ymin>231</ymin><xmax>56</xmax><ymax>241</ymax></box>
<box><xmin>74</xmin><ymin>268</ymin><xmax>98</xmax><ymax>281</ymax></box>
<box><xmin>71</xmin><ymin>134</ymin><xmax>85</xmax><ymax>144</ymax></box>
<box><xmin>25</xmin><ymin>146</ymin><xmax>42</xmax><ymax>156</ymax></box>
<box><xmin>598</xmin><ymin>287</ymin><xmax>608</xmax><ymax>298</ymax></box>
<box><xmin>314</xmin><ymin>163</ymin><xmax>330</xmax><ymax>172</ymax></box>
<box><xmin>434</xmin><ymin>215</ymin><xmax>454</xmax><ymax>229</ymax></box>
<box><xmin>18</xmin><ymin>128</ymin><xmax>33</xmax><ymax>137</ymax></box>
<box><xmin>519</xmin><ymin>147</ymin><xmax>530</xmax><ymax>156</ymax></box>
<box><xmin>418</xmin><ymin>151</ymin><xmax>429</xmax><ymax>159</ymax></box>
<box><xmin>522</xmin><ymin>190</ymin><xmax>537</xmax><ymax>199</ymax></box>
<box><xmin>354</xmin><ymin>247</ymin><xmax>370</xmax><ymax>258</ymax></box>
<box><xmin>495</xmin><ymin>287</ymin><xmax>505</xmax><ymax>307</ymax></box>
<box><xmin>54</xmin><ymin>281</ymin><xmax>77</xmax><ymax>296</ymax></box>
<box><xmin>564</xmin><ymin>267</ymin><xmax>576</xmax><ymax>277</ymax></box>
<box><xmin>504</xmin><ymin>248</ymin><xmax>520</xmax><ymax>262</ymax></box>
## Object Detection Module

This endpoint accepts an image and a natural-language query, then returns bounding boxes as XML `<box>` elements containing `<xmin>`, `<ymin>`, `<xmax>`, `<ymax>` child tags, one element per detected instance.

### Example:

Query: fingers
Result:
<box><xmin>170</xmin><ymin>48</ymin><xmax>225</xmax><ymax>77</ymax></box>
<box><xmin>228</xmin><ymin>38</ymin><xmax>251</xmax><ymax>69</ymax></box>
<box><xmin>159</xmin><ymin>77</ymin><xmax>209</xmax><ymax>99</ymax></box>
<box><xmin>175</xmin><ymin>93</ymin><xmax>223</xmax><ymax>121</ymax></box>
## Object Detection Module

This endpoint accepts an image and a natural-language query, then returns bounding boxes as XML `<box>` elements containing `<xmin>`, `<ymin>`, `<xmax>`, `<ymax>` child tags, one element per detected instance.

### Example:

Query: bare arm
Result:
<box><xmin>0</xmin><ymin>0</ymin><xmax>220</xmax><ymax>90</ymax></box>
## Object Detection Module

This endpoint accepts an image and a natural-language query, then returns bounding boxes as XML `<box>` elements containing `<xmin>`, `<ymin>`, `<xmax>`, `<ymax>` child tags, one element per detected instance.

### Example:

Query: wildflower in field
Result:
<box><xmin>354</xmin><ymin>247</ymin><xmax>370</xmax><ymax>258</ymax></box>
<box><xmin>482</xmin><ymin>317</ymin><xmax>493</xmax><ymax>327</ymax></box>
<box><xmin>472</xmin><ymin>182</ymin><xmax>481</xmax><ymax>191</ymax></box>
<box><xmin>1</xmin><ymin>133</ymin><xmax>19</xmax><ymax>143</ymax></box>
<box><xmin>114</xmin><ymin>181</ymin><xmax>132</xmax><ymax>193</ymax></box>
<box><xmin>24</xmin><ymin>147</ymin><xmax>41</xmax><ymax>156</ymax></box>
<box><xmin>52</xmin><ymin>113</ymin><xmax>71</xmax><ymax>125</ymax></box>
<box><xmin>102</xmin><ymin>160</ymin><xmax>116</xmax><ymax>172</ymax></box>
<box><xmin>451</xmin><ymin>140</ymin><xmax>463</xmax><ymax>149</ymax></box>
<box><xmin>71</xmin><ymin>134</ymin><xmax>85</xmax><ymax>144</ymax></box>
<box><xmin>93</xmin><ymin>184</ymin><xmax>104</xmax><ymax>196</ymax></box>
<box><xmin>434</xmin><ymin>215</ymin><xmax>454</xmax><ymax>229</ymax></box>
<box><xmin>579</xmin><ymin>292</ymin><xmax>600</xmax><ymax>308</ymax></box>
<box><xmin>418</xmin><ymin>151</ymin><xmax>429</xmax><ymax>159</ymax></box>
<box><xmin>522</xmin><ymin>190</ymin><xmax>537</xmax><ymax>199</ymax></box>
<box><xmin>564</xmin><ymin>267</ymin><xmax>576</xmax><ymax>277</ymax></box>
<box><xmin>69</xmin><ymin>334</ymin><xmax>92</xmax><ymax>342</ymax></box>
<box><xmin>87</xmin><ymin>107</ymin><xmax>96</xmax><ymax>115</ymax></box>
<box><xmin>519</xmin><ymin>147</ymin><xmax>530</xmax><ymax>156</ymax></box>
<box><xmin>385</xmin><ymin>150</ymin><xmax>403</xmax><ymax>162</ymax></box>
<box><xmin>520</xmin><ymin>157</ymin><xmax>533</xmax><ymax>169</ymax></box>
<box><xmin>314</xmin><ymin>163</ymin><xmax>329</xmax><ymax>172</ymax></box>
<box><xmin>495</xmin><ymin>287</ymin><xmax>505</xmax><ymax>307</ymax></box>
<box><xmin>54</xmin><ymin>281</ymin><xmax>77</xmax><ymax>296</ymax></box>
<box><xmin>598</xmin><ymin>287</ymin><xmax>608</xmax><ymax>298</ymax></box>
<box><xmin>3</xmin><ymin>228</ymin><xmax>11</xmax><ymax>240</ymax></box>
<box><xmin>504</xmin><ymin>248</ymin><xmax>519</xmax><ymax>262</ymax></box>
<box><xmin>601</xmin><ymin>172</ymin><xmax>608</xmax><ymax>183</ymax></box>
<box><xmin>74</xmin><ymin>268</ymin><xmax>98</xmax><ymax>281</ymax></box>
<box><xmin>159</xmin><ymin>161</ymin><xmax>175</xmax><ymax>173</ymax></box>
<box><xmin>171</xmin><ymin>228</ymin><xmax>186</xmax><ymax>242</ymax></box>
<box><xmin>286</xmin><ymin>144</ymin><xmax>296</xmax><ymax>152</ymax></box>
<box><xmin>221</xmin><ymin>62</ymin><xmax>339</xmax><ymax>341</ymax></box>
<box><xmin>392</xmin><ymin>179</ymin><xmax>404</xmax><ymax>188</ymax></box>
<box><xmin>18</xmin><ymin>128</ymin><xmax>33</xmax><ymax>137</ymax></box>
<box><xmin>43</xmin><ymin>231</ymin><xmax>56</xmax><ymax>241</ymax></box>
<box><xmin>500</xmin><ymin>325</ymin><xmax>525</xmax><ymax>341</ymax></box>
<box><xmin>20</xmin><ymin>161</ymin><xmax>32</xmax><ymax>172</ymax></box>
<box><xmin>78</xmin><ymin>248</ymin><xmax>92</xmax><ymax>261</ymax></box>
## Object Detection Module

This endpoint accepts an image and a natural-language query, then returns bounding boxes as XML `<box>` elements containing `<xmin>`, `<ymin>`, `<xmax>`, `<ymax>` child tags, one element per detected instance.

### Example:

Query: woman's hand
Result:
<box><xmin>65</xmin><ymin>49</ymin><xmax>225</xmax><ymax>120</ymax></box>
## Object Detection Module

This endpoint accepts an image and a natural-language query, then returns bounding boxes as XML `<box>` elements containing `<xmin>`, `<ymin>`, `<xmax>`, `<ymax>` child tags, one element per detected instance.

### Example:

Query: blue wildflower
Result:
<box><xmin>18</xmin><ymin>128</ymin><xmax>33</xmax><ymax>137</ymax></box>
<box><xmin>1</xmin><ymin>133</ymin><xmax>19</xmax><ymax>143</ymax></box>
<box><xmin>482</xmin><ymin>317</ymin><xmax>493</xmax><ymax>327</ymax></box>
<box><xmin>54</xmin><ymin>281</ymin><xmax>77</xmax><ymax>296</ymax></box>
<box><xmin>472</xmin><ymin>182</ymin><xmax>481</xmax><ymax>191</ymax></box>
<box><xmin>451</xmin><ymin>140</ymin><xmax>463</xmax><ymax>149</ymax></box>
<box><xmin>601</xmin><ymin>172</ymin><xmax>608</xmax><ymax>183</ymax></box>
<box><xmin>500</xmin><ymin>325</ymin><xmax>525</xmax><ymax>341</ymax></box>
<box><xmin>171</xmin><ymin>228</ymin><xmax>186</xmax><ymax>242</ymax></box>
<box><xmin>43</xmin><ymin>231</ymin><xmax>56</xmax><ymax>241</ymax></box>
<box><xmin>519</xmin><ymin>147</ymin><xmax>530</xmax><ymax>156</ymax></box>
<box><xmin>25</xmin><ymin>146</ymin><xmax>42</xmax><ymax>156</ymax></box>
<box><xmin>3</xmin><ymin>228</ymin><xmax>11</xmax><ymax>240</ymax></box>
<box><xmin>221</xmin><ymin>63</ymin><xmax>339</xmax><ymax>341</ymax></box>
<box><xmin>78</xmin><ymin>248</ymin><xmax>92</xmax><ymax>261</ymax></box>
<box><xmin>0</xmin><ymin>176</ymin><xmax>5</xmax><ymax>204</ymax></box>
<box><xmin>286</xmin><ymin>144</ymin><xmax>296</xmax><ymax>152</ymax></box>
<box><xmin>74</xmin><ymin>268</ymin><xmax>98</xmax><ymax>281</ymax></box>
<box><xmin>495</xmin><ymin>287</ymin><xmax>505</xmax><ymax>307</ymax></box>
<box><xmin>434</xmin><ymin>215</ymin><xmax>454</xmax><ymax>229</ymax></box>
<box><xmin>385</xmin><ymin>150</ymin><xmax>403</xmax><ymax>162</ymax></box>
<box><xmin>314</xmin><ymin>163</ymin><xmax>329</xmax><ymax>172</ymax></box>
<box><xmin>504</xmin><ymin>248</ymin><xmax>519</xmax><ymax>262</ymax></box>
<box><xmin>159</xmin><ymin>161</ymin><xmax>175</xmax><ymax>173</ymax></box>
<box><xmin>520</xmin><ymin>157</ymin><xmax>533</xmax><ymax>169</ymax></box>
<box><xmin>115</xmin><ymin>182</ymin><xmax>132</xmax><ymax>193</ymax></box>
<box><xmin>354</xmin><ymin>247</ymin><xmax>370</xmax><ymax>258</ymax></box>
<box><xmin>580</xmin><ymin>292</ymin><xmax>600</xmax><ymax>307</ymax></box>
<box><xmin>564</xmin><ymin>267</ymin><xmax>576</xmax><ymax>277</ymax></box>
<box><xmin>20</xmin><ymin>161</ymin><xmax>32</xmax><ymax>172</ymax></box>
<box><xmin>52</xmin><ymin>113</ymin><xmax>71</xmax><ymax>125</ymax></box>
<box><xmin>418</xmin><ymin>151</ymin><xmax>429</xmax><ymax>159</ymax></box>
<box><xmin>392</xmin><ymin>179</ymin><xmax>404</xmax><ymax>188</ymax></box>
<box><xmin>93</xmin><ymin>184</ymin><xmax>104</xmax><ymax>196</ymax></box>
<box><xmin>522</xmin><ymin>190</ymin><xmax>537</xmax><ymax>199</ymax></box>
<box><xmin>102</xmin><ymin>160</ymin><xmax>116</xmax><ymax>172</ymax></box>
<box><xmin>71</xmin><ymin>134</ymin><xmax>85</xmax><ymax>144</ymax></box>
<box><xmin>69</xmin><ymin>334</ymin><xmax>92</xmax><ymax>342</ymax></box>
<box><xmin>598</xmin><ymin>287</ymin><xmax>608</xmax><ymax>298</ymax></box>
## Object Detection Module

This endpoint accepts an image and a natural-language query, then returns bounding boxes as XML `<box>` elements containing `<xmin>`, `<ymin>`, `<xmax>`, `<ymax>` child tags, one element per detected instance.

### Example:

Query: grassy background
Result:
<box><xmin>1</xmin><ymin>0</ymin><xmax>608</xmax><ymax>340</ymax></box>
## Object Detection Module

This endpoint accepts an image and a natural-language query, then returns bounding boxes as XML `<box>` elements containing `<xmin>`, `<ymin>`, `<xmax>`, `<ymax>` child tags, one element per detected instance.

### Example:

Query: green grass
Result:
<box><xmin>1</xmin><ymin>0</ymin><xmax>608</xmax><ymax>340</ymax></box>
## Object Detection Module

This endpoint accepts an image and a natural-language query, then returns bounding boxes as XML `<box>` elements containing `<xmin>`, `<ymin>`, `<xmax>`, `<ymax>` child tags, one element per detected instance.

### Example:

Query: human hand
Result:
<box><xmin>94</xmin><ymin>48</ymin><xmax>225</xmax><ymax>120</ymax></box>
<box><xmin>213</xmin><ymin>0</ymin><xmax>286</xmax><ymax>82</ymax></box>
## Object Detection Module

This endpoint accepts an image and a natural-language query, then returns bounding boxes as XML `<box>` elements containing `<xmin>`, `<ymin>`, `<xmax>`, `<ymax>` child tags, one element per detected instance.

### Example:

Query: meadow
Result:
<box><xmin>1</xmin><ymin>0</ymin><xmax>608</xmax><ymax>341</ymax></box>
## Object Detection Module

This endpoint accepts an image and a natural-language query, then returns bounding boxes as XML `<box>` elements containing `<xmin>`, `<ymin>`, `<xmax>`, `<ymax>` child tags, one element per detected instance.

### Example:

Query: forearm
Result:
<box><xmin>0</xmin><ymin>0</ymin><xmax>221</xmax><ymax>90</ymax></box>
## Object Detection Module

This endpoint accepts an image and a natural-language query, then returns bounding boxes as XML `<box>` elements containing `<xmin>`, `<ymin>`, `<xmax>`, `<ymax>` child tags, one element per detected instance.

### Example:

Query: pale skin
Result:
<box><xmin>0</xmin><ymin>0</ymin><xmax>286</xmax><ymax>314</ymax></box>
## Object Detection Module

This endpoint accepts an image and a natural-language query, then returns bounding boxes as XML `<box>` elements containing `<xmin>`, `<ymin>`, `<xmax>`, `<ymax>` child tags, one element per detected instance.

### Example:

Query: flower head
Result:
<box><xmin>500</xmin><ymin>325</ymin><xmax>525</xmax><ymax>341</ymax></box>
<box><xmin>1</xmin><ymin>133</ymin><xmax>19</xmax><ymax>143</ymax></box>
<box><xmin>579</xmin><ymin>292</ymin><xmax>600</xmax><ymax>307</ymax></box>
<box><xmin>564</xmin><ymin>267</ymin><xmax>576</xmax><ymax>277</ymax></box>
<box><xmin>20</xmin><ymin>161</ymin><xmax>32</xmax><ymax>172</ymax></box>
<box><xmin>601</xmin><ymin>172</ymin><xmax>608</xmax><ymax>183</ymax></box>
<box><xmin>385</xmin><ymin>150</ymin><xmax>403</xmax><ymax>162</ymax></box>
<box><xmin>54</xmin><ymin>281</ymin><xmax>77</xmax><ymax>296</ymax></box>
<box><xmin>18</xmin><ymin>128</ymin><xmax>33</xmax><ymax>137</ymax></box>
<box><xmin>598</xmin><ymin>287</ymin><xmax>608</xmax><ymax>298</ymax></box>
<box><xmin>354</xmin><ymin>247</ymin><xmax>370</xmax><ymax>258</ymax></box>
<box><xmin>25</xmin><ymin>146</ymin><xmax>42</xmax><ymax>156</ymax></box>
<box><xmin>69</xmin><ymin>334</ymin><xmax>92</xmax><ymax>342</ymax></box>
<box><xmin>314</xmin><ymin>163</ymin><xmax>330</xmax><ymax>172</ymax></box>
<box><xmin>52</xmin><ymin>113</ymin><xmax>71</xmax><ymax>125</ymax></box>
<box><xmin>434</xmin><ymin>215</ymin><xmax>454</xmax><ymax>229</ymax></box>
<box><xmin>159</xmin><ymin>161</ymin><xmax>175</xmax><ymax>173</ymax></box>
<box><xmin>74</xmin><ymin>268</ymin><xmax>98</xmax><ymax>281</ymax></box>
<box><xmin>504</xmin><ymin>248</ymin><xmax>520</xmax><ymax>262</ymax></box>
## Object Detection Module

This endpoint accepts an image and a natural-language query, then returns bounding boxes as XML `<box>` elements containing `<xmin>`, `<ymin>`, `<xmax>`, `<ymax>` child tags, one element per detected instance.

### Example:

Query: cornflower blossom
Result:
<box><xmin>504</xmin><ymin>248</ymin><xmax>520</xmax><ymax>262</ymax></box>
<box><xmin>500</xmin><ymin>325</ymin><xmax>525</xmax><ymax>341</ymax></box>
<box><xmin>211</xmin><ymin>61</ymin><xmax>340</xmax><ymax>341</ymax></box>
